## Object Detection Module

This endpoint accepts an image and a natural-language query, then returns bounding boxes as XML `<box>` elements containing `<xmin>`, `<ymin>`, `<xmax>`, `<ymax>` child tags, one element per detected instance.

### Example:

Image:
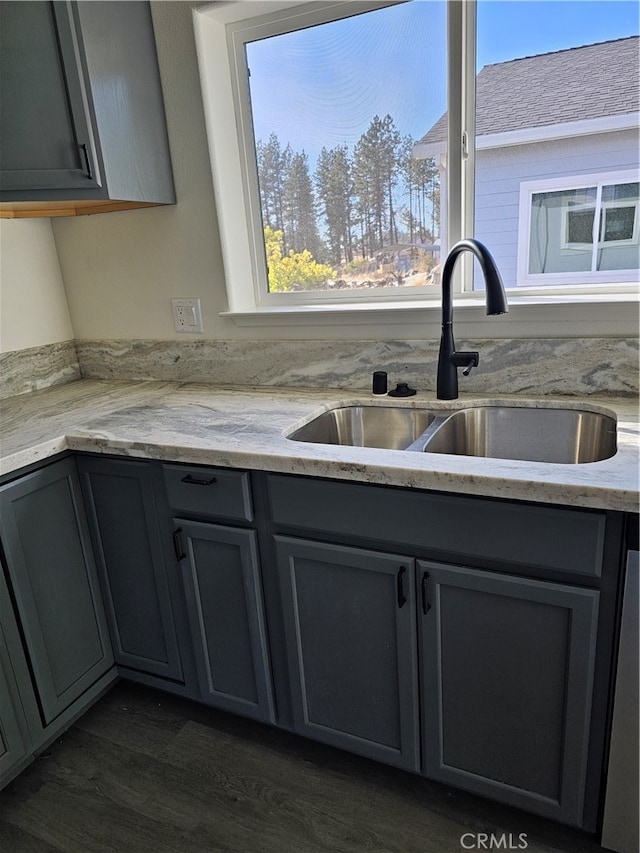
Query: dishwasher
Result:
<box><xmin>601</xmin><ymin>547</ymin><xmax>639</xmax><ymax>853</ymax></box>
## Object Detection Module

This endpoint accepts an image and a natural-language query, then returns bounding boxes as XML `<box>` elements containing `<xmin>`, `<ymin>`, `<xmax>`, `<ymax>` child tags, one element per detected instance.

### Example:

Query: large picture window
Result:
<box><xmin>194</xmin><ymin>0</ymin><xmax>639</xmax><ymax>321</ymax></box>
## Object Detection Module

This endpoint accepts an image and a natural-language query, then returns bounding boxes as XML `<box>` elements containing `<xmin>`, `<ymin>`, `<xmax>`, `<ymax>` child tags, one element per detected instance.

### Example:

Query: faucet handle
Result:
<box><xmin>452</xmin><ymin>351</ymin><xmax>479</xmax><ymax>376</ymax></box>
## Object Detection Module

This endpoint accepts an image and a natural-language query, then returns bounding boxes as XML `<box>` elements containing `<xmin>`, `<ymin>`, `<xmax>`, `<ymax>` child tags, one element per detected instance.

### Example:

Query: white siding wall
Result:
<box><xmin>474</xmin><ymin>129</ymin><xmax>640</xmax><ymax>287</ymax></box>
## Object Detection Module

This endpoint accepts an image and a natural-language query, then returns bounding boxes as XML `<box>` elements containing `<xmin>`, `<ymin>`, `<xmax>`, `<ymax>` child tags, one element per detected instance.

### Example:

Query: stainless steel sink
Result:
<box><xmin>420</xmin><ymin>406</ymin><xmax>617</xmax><ymax>464</ymax></box>
<box><xmin>287</xmin><ymin>405</ymin><xmax>437</xmax><ymax>449</ymax></box>
<box><xmin>287</xmin><ymin>402</ymin><xmax>617</xmax><ymax>464</ymax></box>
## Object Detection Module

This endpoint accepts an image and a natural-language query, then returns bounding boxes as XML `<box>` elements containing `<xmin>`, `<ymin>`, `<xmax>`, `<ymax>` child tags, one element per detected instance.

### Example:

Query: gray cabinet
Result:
<box><xmin>264</xmin><ymin>472</ymin><xmax>616</xmax><ymax>829</ymax></box>
<box><xmin>0</xmin><ymin>458</ymin><xmax>115</xmax><ymax>725</ymax></box>
<box><xmin>274</xmin><ymin>536</ymin><xmax>420</xmax><ymax>771</ymax></box>
<box><xmin>419</xmin><ymin>561</ymin><xmax>599</xmax><ymax>827</ymax></box>
<box><xmin>0</xmin><ymin>0</ymin><xmax>174</xmax><ymax>217</ymax></box>
<box><xmin>0</xmin><ymin>624</ymin><xmax>30</xmax><ymax>784</ymax></box>
<box><xmin>175</xmin><ymin>519</ymin><xmax>275</xmax><ymax>724</ymax></box>
<box><xmin>78</xmin><ymin>457</ymin><xmax>184</xmax><ymax>683</ymax></box>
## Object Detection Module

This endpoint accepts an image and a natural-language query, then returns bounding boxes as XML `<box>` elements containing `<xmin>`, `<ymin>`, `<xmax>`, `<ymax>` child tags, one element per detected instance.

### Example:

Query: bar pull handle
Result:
<box><xmin>397</xmin><ymin>567</ymin><xmax>407</xmax><ymax>608</ymax></box>
<box><xmin>80</xmin><ymin>143</ymin><xmax>93</xmax><ymax>180</ymax></box>
<box><xmin>173</xmin><ymin>527</ymin><xmax>186</xmax><ymax>561</ymax></box>
<box><xmin>181</xmin><ymin>474</ymin><xmax>218</xmax><ymax>486</ymax></box>
<box><xmin>421</xmin><ymin>571</ymin><xmax>431</xmax><ymax>614</ymax></box>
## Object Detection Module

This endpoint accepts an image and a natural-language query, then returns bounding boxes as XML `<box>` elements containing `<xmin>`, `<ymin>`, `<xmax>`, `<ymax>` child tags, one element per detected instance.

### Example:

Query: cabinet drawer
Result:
<box><xmin>266</xmin><ymin>475</ymin><xmax>606</xmax><ymax>578</ymax></box>
<box><xmin>163</xmin><ymin>465</ymin><xmax>253</xmax><ymax>522</ymax></box>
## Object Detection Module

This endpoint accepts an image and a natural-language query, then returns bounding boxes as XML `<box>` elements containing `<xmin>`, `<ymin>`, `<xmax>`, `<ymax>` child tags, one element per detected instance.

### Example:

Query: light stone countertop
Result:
<box><xmin>1</xmin><ymin>379</ymin><xmax>638</xmax><ymax>512</ymax></box>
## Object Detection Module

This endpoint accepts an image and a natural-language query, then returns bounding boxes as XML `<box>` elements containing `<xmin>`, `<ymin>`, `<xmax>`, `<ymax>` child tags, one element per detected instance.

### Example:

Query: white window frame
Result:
<box><xmin>193</xmin><ymin>1</ymin><xmax>639</xmax><ymax>335</ymax></box>
<box><xmin>517</xmin><ymin>170</ymin><xmax>640</xmax><ymax>288</ymax></box>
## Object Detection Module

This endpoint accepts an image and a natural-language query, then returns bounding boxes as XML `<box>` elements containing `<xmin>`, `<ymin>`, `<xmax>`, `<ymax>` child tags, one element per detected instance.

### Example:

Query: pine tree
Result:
<box><xmin>316</xmin><ymin>145</ymin><xmax>353</xmax><ymax>266</ymax></box>
<box><xmin>256</xmin><ymin>134</ymin><xmax>291</xmax><ymax>238</ymax></box>
<box><xmin>284</xmin><ymin>152</ymin><xmax>324</xmax><ymax>259</ymax></box>
<box><xmin>353</xmin><ymin>115</ymin><xmax>402</xmax><ymax>254</ymax></box>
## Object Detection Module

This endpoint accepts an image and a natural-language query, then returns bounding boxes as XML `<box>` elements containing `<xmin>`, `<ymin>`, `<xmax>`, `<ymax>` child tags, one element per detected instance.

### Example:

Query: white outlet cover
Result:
<box><xmin>171</xmin><ymin>298</ymin><xmax>203</xmax><ymax>334</ymax></box>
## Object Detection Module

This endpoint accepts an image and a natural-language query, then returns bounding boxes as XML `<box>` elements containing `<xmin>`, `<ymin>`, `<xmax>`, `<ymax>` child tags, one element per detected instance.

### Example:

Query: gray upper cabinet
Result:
<box><xmin>78</xmin><ymin>457</ymin><xmax>184</xmax><ymax>683</ymax></box>
<box><xmin>275</xmin><ymin>536</ymin><xmax>420</xmax><ymax>772</ymax></box>
<box><xmin>419</xmin><ymin>561</ymin><xmax>600</xmax><ymax>827</ymax></box>
<box><xmin>0</xmin><ymin>0</ymin><xmax>174</xmax><ymax>217</ymax></box>
<box><xmin>176</xmin><ymin>519</ymin><xmax>275</xmax><ymax>724</ymax></box>
<box><xmin>0</xmin><ymin>458</ymin><xmax>115</xmax><ymax>725</ymax></box>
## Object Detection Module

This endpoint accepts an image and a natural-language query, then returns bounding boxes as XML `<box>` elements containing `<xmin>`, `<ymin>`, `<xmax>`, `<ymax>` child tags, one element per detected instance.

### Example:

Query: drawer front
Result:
<box><xmin>266</xmin><ymin>475</ymin><xmax>606</xmax><ymax>578</ymax></box>
<box><xmin>163</xmin><ymin>465</ymin><xmax>253</xmax><ymax>522</ymax></box>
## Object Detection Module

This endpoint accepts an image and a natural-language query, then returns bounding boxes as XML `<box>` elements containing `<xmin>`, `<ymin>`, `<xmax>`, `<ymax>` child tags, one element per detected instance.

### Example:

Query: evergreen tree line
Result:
<box><xmin>256</xmin><ymin>113</ymin><xmax>440</xmax><ymax>271</ymax></box>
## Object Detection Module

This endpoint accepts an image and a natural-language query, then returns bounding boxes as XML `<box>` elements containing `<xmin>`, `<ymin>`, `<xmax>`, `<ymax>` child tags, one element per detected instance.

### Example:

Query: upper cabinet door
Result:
<box><xmin>0</xmin><ymin>1</ymin><xmax>100</xmax><ymax>193</ymax></box>
<box><xmin>0</xmin><ymin>1</ymin><xmax>175</xmax><ymax>216</ymax></box>
<box><xmin>0</xmin><ymin>458</ymin><xmax>114</xmax><ymax>725</ymax></box>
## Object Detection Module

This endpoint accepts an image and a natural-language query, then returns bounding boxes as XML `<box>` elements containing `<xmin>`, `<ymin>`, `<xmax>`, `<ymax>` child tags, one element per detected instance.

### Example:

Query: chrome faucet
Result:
<box><xmin>436</xmin><ymin>238</ymin><xmax>509</xmax><ymax>400</ymax></box>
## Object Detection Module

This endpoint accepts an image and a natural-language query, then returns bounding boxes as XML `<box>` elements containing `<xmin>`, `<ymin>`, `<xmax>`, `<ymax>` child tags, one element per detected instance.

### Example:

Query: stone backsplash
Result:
<box><xmin>0</xmin><ymin>341</ymin><xmax>81</xmax><ymax>400</ymax></box>
<box><xmin>3</xmin><ymin>337</ymin><xmax>638</xmax><ymax>399</ymax></box>
<box><xmin>74</xmin><ymin>338</ymin><xmax>638</xmax><ymax>397</ymax></box>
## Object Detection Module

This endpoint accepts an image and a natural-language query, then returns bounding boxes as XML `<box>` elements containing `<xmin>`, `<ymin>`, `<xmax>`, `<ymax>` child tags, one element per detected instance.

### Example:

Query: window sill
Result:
<box><xmin>220</xmin><ymin>293</ymin><xmax>639</xmax><ymax>338</ymax></box>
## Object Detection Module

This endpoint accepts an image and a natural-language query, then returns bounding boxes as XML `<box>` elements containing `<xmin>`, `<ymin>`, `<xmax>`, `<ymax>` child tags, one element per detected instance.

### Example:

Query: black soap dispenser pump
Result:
<box><xmin>372</xmin><ymin>371</ymin><xmax>388</xmax><ymax>395</ymax></box>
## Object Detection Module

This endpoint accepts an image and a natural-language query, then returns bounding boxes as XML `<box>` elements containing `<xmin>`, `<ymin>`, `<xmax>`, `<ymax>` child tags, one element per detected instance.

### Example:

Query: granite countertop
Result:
<box><xmin>1</xmin><ymin>379</ymin><xmax>638</xmax><ymax>512</ymax></box>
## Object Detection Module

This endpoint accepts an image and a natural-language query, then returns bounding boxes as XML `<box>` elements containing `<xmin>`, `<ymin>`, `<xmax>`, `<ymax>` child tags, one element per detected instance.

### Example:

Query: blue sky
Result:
<box><xmin>246</xmin><ymin>0</ymin><xmax>639</xmax><ymax>165</ymax></box>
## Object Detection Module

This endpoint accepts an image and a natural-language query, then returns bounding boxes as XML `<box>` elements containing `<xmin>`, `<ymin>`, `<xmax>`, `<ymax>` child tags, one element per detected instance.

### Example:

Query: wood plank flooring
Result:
<box><xmin>0</xmin><ymin>682</ymin><xmax>610</xmax><ymax>853</ymax></box>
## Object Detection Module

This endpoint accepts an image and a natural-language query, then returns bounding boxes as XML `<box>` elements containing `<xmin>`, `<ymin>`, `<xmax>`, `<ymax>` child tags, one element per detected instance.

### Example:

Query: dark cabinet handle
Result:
<box><xmin>173</xmin><ymin>527</ymin><xmax>186</xmax><ymax>561</ymax></box>
<box><xmin>397</xmin><ymin>567</ymin><xmax>407</xmax><ymax>608</ymax></box>
<box><xmin>421</xmin><ymin>571</ymin><xmax>431</xmax><ymax>614</ymax></box>
<box><xmin>80</xmin><ymin>143</ymin><xmax>93</xmax><ymax>180</ymax></box>
<box><xmin>181</xmin><ymin>474</ymin><xmax>218</xmax><ymax>486</ymax></box>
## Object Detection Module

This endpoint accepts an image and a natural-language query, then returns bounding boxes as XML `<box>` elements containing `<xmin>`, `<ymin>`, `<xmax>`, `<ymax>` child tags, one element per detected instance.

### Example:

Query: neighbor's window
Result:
<box><xmin>518</xmin><ymin>173</ymin><xmax>640</xmax><ymax>286</ymax></box>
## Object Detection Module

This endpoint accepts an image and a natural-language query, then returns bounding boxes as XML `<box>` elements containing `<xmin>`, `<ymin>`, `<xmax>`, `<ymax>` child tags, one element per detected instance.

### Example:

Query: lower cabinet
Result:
<box><xmin>274</xmin><ymin>536</ymin><xmax>420</xmax><ymax>771</ymax></box>
<box><xmin>419</xmin><ymin>561</ymin><xmax>599</xmax><ymax>827</ymax></box>
<box><xmin>0</xmin><ymin>623</ymin><xmax>30</xmax><ymax>783</ymax></box>
<box><xmin>0</xmin><ymin>456</ymin><xmax>622</xmax><ymax>833</ymax></box>
<box><xmin>0</xmin><ymin>458</ymin><xmax>115</xmax><ymax>726</ymax></box>
<box><xmin>78</xmin><ymin>457</ymin><xmax>185</xmax><ymax>683</ymax></box>
<box><xmin>175</xmin><ymin>519</ymin><xmax>275</xmax><ymax>724</ymax></box>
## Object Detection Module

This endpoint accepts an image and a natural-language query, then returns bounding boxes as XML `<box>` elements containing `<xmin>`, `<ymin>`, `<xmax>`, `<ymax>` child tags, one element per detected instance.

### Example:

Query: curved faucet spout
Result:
<box><xmin>437</xmin><ymin>239</ymin><xmax>508</xmax><ymax>400</ymax></box>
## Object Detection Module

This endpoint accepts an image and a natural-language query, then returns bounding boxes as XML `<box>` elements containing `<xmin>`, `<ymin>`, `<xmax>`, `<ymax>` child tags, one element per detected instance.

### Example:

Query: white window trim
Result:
<box><xmin>193</xmin><ymin>1</ymin><xmax>640</xmax><ymax>337</ymax></box>
<box><xmin>517</xmin><ymin>170</ymin><xmax>640</xmax><ymax>288</ymax></box>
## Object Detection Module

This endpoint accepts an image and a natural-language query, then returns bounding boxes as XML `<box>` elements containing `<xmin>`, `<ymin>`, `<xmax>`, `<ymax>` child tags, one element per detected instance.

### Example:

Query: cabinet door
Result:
<box><xmin>79</xmin><ymin>458</ymin><xmax>183</xmax><ymax>682</ymax></box>
<box><xmin>0</xmin><ymin>1</ymin><xmax>100</xmax><ymax>192</ymax></box>
<box><xmin>418</xmin><ymin>561</ymin><xmax>599</xmax><ymax>827</ymax></box>
<box><xmin>176</xmin><ymin>520</ymin><xmax>274</xmax><ymax>723</ymax></box>
<box><xmin>0</xmin><ymin>624</ymin><xmax>30</xmax><ymax>785</ymax></box>
<box><xmin>275</xmin><ymin>536</ymin><xmax>420</xmax><ymax>771</ymax></box>
<box><xmin>0</xmin><ymin>459</ymin><xmax>114</xmax><ymax>725</ymax></box>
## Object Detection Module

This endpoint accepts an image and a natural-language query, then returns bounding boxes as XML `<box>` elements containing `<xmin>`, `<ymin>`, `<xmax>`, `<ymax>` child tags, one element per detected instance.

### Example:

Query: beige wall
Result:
<box><xmin>52</xmin><ymin>1</ymin><xmax>233</xmax><ymax>343</ymax></box>
<box><xmin>0</xmin><ymin>219</ymin><xmax>74</xmax><ymax>353</ymax></box>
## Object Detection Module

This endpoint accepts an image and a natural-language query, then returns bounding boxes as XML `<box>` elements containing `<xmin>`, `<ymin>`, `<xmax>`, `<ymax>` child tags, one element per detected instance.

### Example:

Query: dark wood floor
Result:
<box><xmin>0</xmin><ymin>682</ymin><xmax>610</xmax><ymax>853</ymax></box>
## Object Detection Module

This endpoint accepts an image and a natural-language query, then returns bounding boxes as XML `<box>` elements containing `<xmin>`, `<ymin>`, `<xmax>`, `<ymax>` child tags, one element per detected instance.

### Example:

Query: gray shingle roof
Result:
<box><xmin>418</xmin><ymin>36</ymin><xmax>640</xmax><ymax>146</ymax></box>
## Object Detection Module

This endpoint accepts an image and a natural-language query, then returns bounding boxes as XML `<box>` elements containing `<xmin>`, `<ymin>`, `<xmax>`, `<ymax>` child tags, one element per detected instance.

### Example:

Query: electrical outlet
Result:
<box><xmin>171</xmin><ymin>298</ymin><xmax>203</xmax><ymax>334</ymax></box>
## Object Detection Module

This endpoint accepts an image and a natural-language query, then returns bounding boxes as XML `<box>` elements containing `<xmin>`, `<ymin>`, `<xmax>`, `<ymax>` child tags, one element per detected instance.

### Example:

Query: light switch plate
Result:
<box><xmin>171</xmin><ymin>298</ymin><xmax>203</xmax><ymax>334</ymax></box>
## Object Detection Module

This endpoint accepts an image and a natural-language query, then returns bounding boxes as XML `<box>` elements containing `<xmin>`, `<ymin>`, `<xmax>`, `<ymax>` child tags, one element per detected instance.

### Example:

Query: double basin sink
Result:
<box><xmin>287</xmin><ymin>403</ymin><xmax>617</xmax><ymax>464</ymax></box>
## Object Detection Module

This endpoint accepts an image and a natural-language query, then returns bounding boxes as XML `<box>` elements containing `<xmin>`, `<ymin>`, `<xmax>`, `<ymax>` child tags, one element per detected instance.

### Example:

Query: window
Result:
<box><xmin>193</xmin><ymin>0</ymin><xmax>639</xmax><ymax>324</ymax></box>
<box><xmin>518</xmin><ymin>173</ymin><xmax>640</xmax><ymax>286</ymax></box>
<box><xmin>232</xmin><ymin>1</ymin><xmax>447</xmax><ymax>305</ymax></box>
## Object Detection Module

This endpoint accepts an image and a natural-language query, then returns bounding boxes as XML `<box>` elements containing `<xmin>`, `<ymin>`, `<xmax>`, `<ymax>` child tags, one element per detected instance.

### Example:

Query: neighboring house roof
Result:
<box><xmin>416</xmin><ymin>36</ymin><xmax>640</xmax><ymax>153</ymax></box>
